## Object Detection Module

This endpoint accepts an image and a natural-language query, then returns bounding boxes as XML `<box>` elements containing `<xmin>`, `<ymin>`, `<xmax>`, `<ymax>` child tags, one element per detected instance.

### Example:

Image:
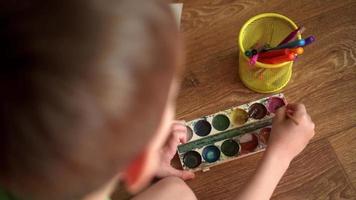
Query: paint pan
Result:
<box><xmin>183</xmin><ymin>151</ymin><xmax>202</xmax><ymax>169</ymax></box>
<box><xmin>221</xmin><ymin>139</ymin><xmax>240</xmax><ymax>157</ymax></box>
<box><xmin>267</xmin><ymin>97</ymin><xmax>286</xmax><ymax>113</ymax></box>
<box><xmin>240</xmin><ymin>133</ymin><xmax>259</xmax><ymax>154</ymax></box>
<box><xmin>202</xmin><ymin>145</ymin><xmax>220</xmax><ymax>163</ymax></box>
<box><xmin>194</xmin><ymin>120</ymin><xmax>211</xmax><ymax>136</ymax></box>
<box><xmin>231</xmin><ymin>108</ymin><xmax>249</xmax><ymax>125</ymax></box>
<box><xmin>212</xmin><ymin>114</ymin><xmax>230</xmax><ymax>131</ymax></box>
<box><xmin>178</xmin><ymin>93</ymin><xmax>286</xmax><ymax>171</ymax></box>
<box><xmin>186</xmin><ymin>126</ymin><xmax>193</xmax><ymax>141</ymax></box>
<box><xmin>259</xmin><ymin>127</ymin><xmax>271</xmax><ymax>145</ymax></box>
<box><xmin>248</xmin><ymin>103</ymin><xmax>268</xmax><ymax>119</ymax></box>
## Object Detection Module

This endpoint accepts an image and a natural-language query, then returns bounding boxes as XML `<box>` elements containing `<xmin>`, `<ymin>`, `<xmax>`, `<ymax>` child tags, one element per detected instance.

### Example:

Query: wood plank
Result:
<box><xmin>113</xmin><ymin>0</ymin><xmax>356</xmax><ymax>199</ymax></box>
<box><xmin>175</xmin><ymin>0</ymin><xmax>356</xmax><ymax>67</ymax></box>
<box><xmin>329</xmin><ymin>127</ymin><xmax>356</xmax><ymax>191</ymax></box>
<box><xmin>174</xmin><ymin>0</ymin><xmax>356</xmax><ymax>199</ymax></box>
<box><xmin>186</xmin><ymin>139</ymin><xmax>356</xmax><ymax>200</ymax></box>
<box><xmin>175</xmin><ymin>0</ymin><xmax>356</xmax><ymax>143</ymax></box>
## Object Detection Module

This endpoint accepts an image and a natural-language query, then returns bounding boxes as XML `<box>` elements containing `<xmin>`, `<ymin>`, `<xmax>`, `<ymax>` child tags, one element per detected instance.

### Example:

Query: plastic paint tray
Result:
<box><xmin>178</xmin><ymin>94</ymin><xmax>287</xmax><ymax>172</ymax></box>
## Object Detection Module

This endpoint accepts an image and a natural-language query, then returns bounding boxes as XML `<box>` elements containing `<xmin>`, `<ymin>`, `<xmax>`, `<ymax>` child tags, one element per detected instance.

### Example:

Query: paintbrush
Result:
<box><xmin>278</xmin><ymin>26</ymin><xmax>306</xmax><ymax>46</ymax></box>
<box><xmin>248</xmin><ymin>109</ymin><xmax>258</xmax><ymax>118</ymax></box>
<box><xmin>286</xmin><ymin>111</ymin><xmax>299</xmax><ymax>125</ymax></box>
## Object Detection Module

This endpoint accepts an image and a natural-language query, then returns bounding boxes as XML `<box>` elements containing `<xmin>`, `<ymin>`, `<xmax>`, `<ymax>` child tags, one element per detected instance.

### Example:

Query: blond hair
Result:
<box><xmin>0</xmin><ymin>0</ymin><xmax>180</xmax><ymax>199</ymax></box>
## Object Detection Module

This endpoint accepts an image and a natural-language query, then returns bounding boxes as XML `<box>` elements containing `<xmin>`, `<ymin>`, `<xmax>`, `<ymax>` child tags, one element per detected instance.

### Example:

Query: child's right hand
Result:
<box><xmin>267</xmin><ymin>103</ymin><xmax>315</xmax><ymax>163</ymax></box>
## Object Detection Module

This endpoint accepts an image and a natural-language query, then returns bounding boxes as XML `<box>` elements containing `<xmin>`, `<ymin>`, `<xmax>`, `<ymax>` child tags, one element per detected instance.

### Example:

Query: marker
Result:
<box><xmin>245</xmin><ymin>50</ymin><xmax>252</xmax><ymax>57</ymax></box>
<box><xmin>251</xmin><ymin>49</ymin><xmax>258</xmax><ymax>55</ymax></box>
<box><xmin>269</xmin><ymin>39</ymin><xmax>305</xmax><ymax>50</ymax></box>
<box><xmin>278</xmin><ymin>26</ymin><xmax>306</xmax><ymax>46</ymax></box>
<box><xmin>258</xmin><ymin>53</ymin><xmax>295</xmax><ymax>64</ymax></box>
<box><xmin>249</xmin><ymin>43</ymin><xmax>266</xmax><ymax>65</ymax></box>
<box><xmin>304</xmin><ymin>36</ymin><xmax>315</xmax><ymax>46</ymax></box>
<box><xmin>290</xmin><ymin>47</ymin><xmax>304</xmax><ymax>55</ymax></box>
<box><xmin>259</xmin><ymin>49</ymin><xmax>290</xmax><ymax>59</ymax></box>
<box><xmin>246</xmin><ymin>43</ymin><xmax>265</xmax><ymax>58</ymax></box>
<box><xmin>249</xmin><ymin>54</ymin><xmax>259</xmax><ymax>65</ymax></box>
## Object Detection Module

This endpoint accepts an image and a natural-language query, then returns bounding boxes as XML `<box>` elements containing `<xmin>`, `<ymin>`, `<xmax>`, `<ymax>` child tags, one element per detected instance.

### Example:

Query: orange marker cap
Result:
<box><xmin>290</xmin><ymin>47</ymin><xmax>304</xmax><ymax>55</ymax></box>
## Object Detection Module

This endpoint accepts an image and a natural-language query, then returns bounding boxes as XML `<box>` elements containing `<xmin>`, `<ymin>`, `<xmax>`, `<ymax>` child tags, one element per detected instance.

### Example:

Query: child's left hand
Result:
<box><xmin>155</xmin><ymin>121</ymin><xmax>195</xmax><ymax>180</ymax></box>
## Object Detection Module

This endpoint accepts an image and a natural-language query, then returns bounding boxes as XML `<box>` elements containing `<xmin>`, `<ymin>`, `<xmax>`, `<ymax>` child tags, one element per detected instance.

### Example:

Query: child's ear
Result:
<box><xmin>122</xmin><ymin>149</ymin><xmax>157</xmax><ymax>194</ymax></box>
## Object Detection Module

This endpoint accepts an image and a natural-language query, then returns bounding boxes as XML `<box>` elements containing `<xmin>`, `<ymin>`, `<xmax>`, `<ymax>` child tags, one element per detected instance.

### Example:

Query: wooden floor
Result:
<box><xmin>113</xmin><ymin>0</ymin><xmax>356</xmax><ymax>199</ymax></box>
<box><xmin>173</xmin><ymin>0</ymin><xmax>356</xmax><ymax>199</ymax></box>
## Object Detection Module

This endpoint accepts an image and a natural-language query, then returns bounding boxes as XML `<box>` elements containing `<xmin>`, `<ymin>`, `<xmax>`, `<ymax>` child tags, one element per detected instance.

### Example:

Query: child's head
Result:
<box><xmin>0</xmin><ymin>0</ymin><xmax>182</xmax><ymax>199</ymax></box>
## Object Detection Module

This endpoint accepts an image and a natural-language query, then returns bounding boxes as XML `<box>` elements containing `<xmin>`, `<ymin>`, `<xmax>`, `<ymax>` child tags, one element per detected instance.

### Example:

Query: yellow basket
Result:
<box><xmin>238</xmin><ymin>13</ymin><xmax>301</xmax><ymax>93</ymax></box>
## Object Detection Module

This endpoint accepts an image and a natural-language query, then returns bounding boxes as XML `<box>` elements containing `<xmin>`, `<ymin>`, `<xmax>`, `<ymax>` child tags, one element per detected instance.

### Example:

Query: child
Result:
<box><xmin>0</xmin><ymin>0</ymin><xmax>315</xmax><ymax>200</ymax></box>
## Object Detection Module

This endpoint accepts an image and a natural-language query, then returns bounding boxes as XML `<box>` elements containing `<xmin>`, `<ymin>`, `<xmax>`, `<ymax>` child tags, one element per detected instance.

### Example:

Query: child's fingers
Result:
<box><xmin>177</xmin><ymin>130</ymin><xmax>188</xmax><ymax>144</ymax></box>
<box><xmin>170</xmin><ymin>130</ymin><xmax>187</xmax><ymax>147</ymax></box>
<box><xmin>166</xmin><ymin>166</ymin><xmax>195</xmax><ymax>180</ymax></box>
<box><xmin>164</xmin><ymin>130</ymin><xmax>187</xmax><ymax>158</ymax></box>
<box><xmin>274</xmin><ymin>106</ymin><xmax>287</xmax><ymax>122</ymax></box>
<box><xmin>172</xmin><ymin>120</ymin><xmax>186</xmax><ymax>128</ymax></box>
<box><xmin>307</xmin><ymin>113</ymin><xmax>313</xmax><ymax>122</ymax></box>
<box><xmin>156</xmin><ymin>166</ymin><xmax>195</xmax><ymax>180</ymax></box>
<box><xmin>170</xmin><ymin>122</ymin><xmax>187</xmax><ymax>133</ymax></box>
<box><xmin>286</xmin><ymin>103</ymin><xmax>307</xmax><ymax>119</ymax></box>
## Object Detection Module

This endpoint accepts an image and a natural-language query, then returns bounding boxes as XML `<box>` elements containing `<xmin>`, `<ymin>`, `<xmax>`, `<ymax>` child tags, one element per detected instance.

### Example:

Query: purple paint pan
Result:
<box><xmin>267</xmin><ymin>97</ymin><xmax>286</xmax><ymax>113</ymax></box>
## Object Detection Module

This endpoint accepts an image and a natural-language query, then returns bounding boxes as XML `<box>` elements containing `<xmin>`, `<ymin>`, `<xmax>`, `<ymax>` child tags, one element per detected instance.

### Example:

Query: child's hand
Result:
<box><xmin>267</xmin><ymin>104</ymin><xmax>315</xmax><ymax>163</ymax></box>
<box><xmin>155</xmin><ymin>121</ymin><xmax>195</xmax><ymax>180</ymax></box>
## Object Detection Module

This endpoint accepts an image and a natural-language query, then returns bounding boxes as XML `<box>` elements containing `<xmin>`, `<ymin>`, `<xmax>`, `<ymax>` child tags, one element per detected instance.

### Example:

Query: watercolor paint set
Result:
<box><xmin>178</xmin><ymin>93</ymin><xmax>286</xmax><ymax>172</ymax></box>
